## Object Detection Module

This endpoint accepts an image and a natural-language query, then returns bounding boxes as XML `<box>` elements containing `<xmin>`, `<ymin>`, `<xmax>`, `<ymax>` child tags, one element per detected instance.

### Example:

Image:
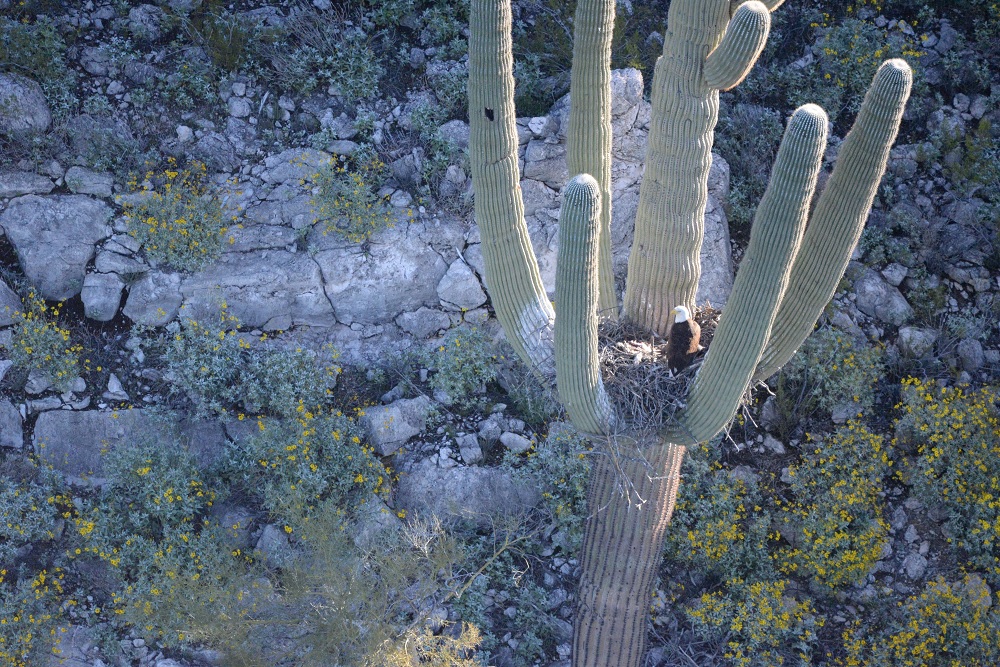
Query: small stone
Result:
<box><xmin>500</xmin><ymin>431</ymin><xmax>532</xmax><ymax>453</ymax></box>
<box><xmin>232</xmin><ymin>81</ymin><xmax>247</xmax><ymax>97</ymax></box>
<box><xmin>176</xmin><ymin>125</ymin><xmax>194</xmax><ymax>142</ymax></box>
<box><xmin>904</xmin><ymin>524</ymin><xmax>919</xmax><ymax>544</ymax></box>
<box><xmin>763</xmin><ymin>434</ymin><xmax>786</xmax><ymax>455</ymax></box>
<box><xmin>457</xmin><ymin>433</ymin><xmax>483</xmax><ymax>464</ymax></box>
<box><xmin>390</xmin><ymin>190</ymin><xmax>413</xmax><ymax>207</ymax></box>
<box><xmin>228</xmin><ymin>96</ymin><xmax>252</xmax><ymax>118</ymax></box>
<box><xmin>902</xmin><ymin>552</ymin><xmax>927</xmax><ymax>580</ymax></box>
<box><xmin>103</xmin><ymin>373</ymin><xmax>130</xmax><ymax>402</ymax></box>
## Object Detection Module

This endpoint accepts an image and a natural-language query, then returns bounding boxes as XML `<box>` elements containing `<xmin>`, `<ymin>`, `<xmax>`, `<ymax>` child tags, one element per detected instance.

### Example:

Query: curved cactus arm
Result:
<box><xmin>556</xmin><ymin>175</ymin><xmax>615</xmax><ymax>434</ymax></box>
<box><xmin>469</xmin><ymin>0</ymin><xmax>556</xmax><ymax>380</ymax></box>
<box><xmin>567</xmin><ymin>0</ymin><xmax>618</xmax><ymax>319</ymax></box>
<box><xmin>754</xmin><ymin>59</ymin><xmax>913</xmax><ymax>381</ymax></box>
<box><xmin>671</xmin><ymin>105</ymin><xmax>828</xmax><ymax>444</ymax></box>
<box><xmin>731</xmin><ymin>0</ymin><xmax>784</xmax><ymax>13</ymax></box>
<box><xmin>622</xmin><ymin>0</ymin><xmax>732</xmax><ymax>335</ymax></box>
<box><xmin>704</xmin><ymin>1</ymin><xmax>771</xmax><ymax>91</ymax></box>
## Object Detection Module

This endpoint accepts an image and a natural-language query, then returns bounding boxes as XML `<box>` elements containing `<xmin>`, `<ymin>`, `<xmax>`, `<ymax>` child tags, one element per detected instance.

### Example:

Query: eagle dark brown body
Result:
<box><xmin>666</xmin><ymin>305</ymin><xmax>702</xmax><ymax>373</ymax></box>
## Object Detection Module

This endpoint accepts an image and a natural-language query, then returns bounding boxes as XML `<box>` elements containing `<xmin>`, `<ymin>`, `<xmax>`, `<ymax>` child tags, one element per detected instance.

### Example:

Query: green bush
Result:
<box><xmin>424</xmin><ymin>326</ymin><xmax>499</xmax><ymax>408</ymax></box>
<box><xmin>311</xmin><ymin>148</ymin><xmax>395</xmax><ymax>243</ymax></box>
<box><xmin>222</xmin><ymin>409</ymin><xmax>386</xmax><ymax>529</ymax></box>
<box><xmin>0</xmin><ymin>459</ymin><xmax>62</xmax><ymax>566</ymax></box>
<box><xmin>0</xmin><ymin>567</ymin><xmax>66</xmax><ymax>667</ymax></box>
<box><xmin>122</xmin><ymin>160</ymin><xmax>229</xmax><ymax>272</ymax></box>
<box><xmin>897</xmin><ymin>378</ymin><xmax>1000</xmax><ymax>583</ymax></box>
<box><xmin>0</xmin><ymin>16</ymin><xmax>76</xmax><ymax>118</ymax></box>
<box><xmin>159</xmin><ymin>306</ymin><xmax>338</xmax><ymax>417</ymax></box>
<box><xmin>775</xmin><ymin>421</ymin><xmax>890</xmax><ymax>589</ymax></box>
<box><xmin>8</xmin><ymin>292</ymin><xmax>83</xmax><ymax>392</ymax></box>
<box><xmin>837</xmin><ymin>575</ymin><xmax>1000</xmax><ymax>667</ymax></box>
<box><xmin>685</xmin><ymin>578</ymin><xmax>822</xmax><ymax>667</ymax></box>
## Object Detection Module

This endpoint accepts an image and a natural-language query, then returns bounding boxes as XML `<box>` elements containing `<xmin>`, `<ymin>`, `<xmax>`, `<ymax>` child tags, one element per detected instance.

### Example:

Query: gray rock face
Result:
<box><xmin>34</xmin><ymin>409</ymin><xmax>160</xmax><ymax>484</ymax></box>
<box><xmin>0</xmin><ymin>278</ymin><xmax>20</xmax><ymax>326</ymax></box>
<box><xmin>81</xmin><ymin>272</ymin><xmax>125</xmax><ymax>321</ymax></box>
<box><xmin>0</xmin><ymin>399</ymin><xmax>22</xmax><ymax>449</ymax></box>
<box><xmin>64</xmin><ymin>167</ymin><xmax>115</xmax><ymax>197</ymax></box>
<box><xmin>122</xmin><ymin>271</ymin><xmax>184</xmax><ymax>326</ymax></box>
<box><xmin>315</xmin><ymin>225</ymin><xmax>449</xmax><ymax>325</ymax></box>
<box><xmin>854</xmin><ymin>268</ymin><xmax>914</xmax><ymax>326</ymax></box>
<box><xmin>0</xmin><ymin>74</ymin><xmax>51</xmax><ymax>132</ymax></box>
<box><xmin>0</xmin><ymin>195</ymin><xmax>113</xmax><ymax>300</ymax></box>
<box><xmin>898</xmin><ymin>326</ymin><xmax>938</xmax><ymax>358</ymax></box>
<box><xmin>0</xmin><ymin>171</ymin><xmax>55</xmax><ymax>198</ymax></box>
<box><xmin>957</xmin><ymin>338</ymin><xmax>985</xmax><ymax>372</ymax></box>
<box><xmin>437</xmin><ymin>259</ymin><xmax>487</xmax><ymax>311</ymax></box>
<box><xmin>395</xmin><ymin>458</ymin><xmax>540</xmax><ymax>526</ymax></box>
<box><xmin>180</xmin><ymin>251</ymin><xmax>333</xmax><ymax>329</ymax></box>
<box><xmin>396</xmin><ymin>307</ymin><xmax>451</xmax><ymax>339</ymax></box>
<box><xmin>696</xmin><ymin>158</ymin><xmax>734</xmax><ymax>307</ymax></box>
<box><xmin>360</xmin><ymin>396</ymin><xmax>432</xmax><ymax>456</ymax></box>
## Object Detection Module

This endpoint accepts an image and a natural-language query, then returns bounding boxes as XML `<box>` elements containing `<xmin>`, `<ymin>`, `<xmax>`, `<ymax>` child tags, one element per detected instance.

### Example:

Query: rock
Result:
<box><xmin>81</xmin><ymin>272</ymin><xmax>125</xmax><ymax>321</ymax></box>
<box><xmin>255</xmin><ymin>524</ymin><xmax>294</xmax><ymax>565</ymax></box>
<box><xmin>853</xmin><ymin>268</ymin><xmax>913</xmax><ymax>326</ymax></box>
<box><xmin>180</xmin><ymin>251</ymin><xmax>334</xmax><ymax>329</ymax></box>
<box><xmin>34</xmin><ymin>409</ymin><xmax>159</xmax><ymax>484</ymax></box>
<box><xmin>80</xmin><ymin>46</ymin><xmax>111</xmax><ymax>76</ymax></box>
<box><xmin>898</xmin><ymin>326</ymin><xmax>938</xmax><ymax>358</ymax></box>
<box><xmin>0</xmin><ymin>278</ymin><xmax>20</xmax><ymax>326</ymax></box>
<box><xmin>0</xmin><ymin>399</ymin><xmax>22</xmax><ymax>449</ymax></box>
<box><xmin>957</xmin><ymin>338</ymin><xmax>985</xmax><ymax>372</ymax></box>
<box><xmin>0</xmin><ymin>360</ymin><xmax>12</xmax><ymax>384</ymax></box>
<box><xmin>395</xmin><ymin>458</ymin><xmax>540</xmax><ymax>526</ymax></box>
<box><xmin>46</xmin><ymin>625</ymin><xmax>95</xmax><ymax>667</ymax></box>
<box><xmin>523</xmin><ymin>140</ymin><xmax>569</xmax><ymax>189</ymax></box>
<box><xmin>457</xmin><ymin>433</ymin><xmax>483</xmax><ymax>464</ymax></box>
<box><xmin>881</xmin><ymin>262</ymin><xmax>908</xmax><ymax>287</ymax></box>
<box><xmin>831</xmin><ymin>401</ymin><xmax>861</xmax><ymax>424</ymax></box>
<box><xmin>0</xmin><ymin>195</ymin><xmax>113</xmax><ymax>300</ymax></box>
<box><xmin>103</xmin><ymin>373</ymin><xmax>130</xmax><ymax>402</ymax></box>
<box><xmin>437</xmin><ymin>260</ymin><xmax>487</xmax><ymax>311</ymax></box>
<box><xmin>122</xmin><ymin>271</ymin><xmax>184</xmax><ymax>326</ymax></box>
<box><xmin>262</xmin><ymin>148</ymin><xmax>331</xmax><ymax>184</ymax></box>
<box><xmin>350</xmin><ymin>494</ymin><xmax>403</xmax><ymax>549</ymax></box>
<box><xmin>228</xmin><ymin>96</ymin><xmax>252</xmax><ymax>118</ymax></box>
<box><xmin>904</xmin><ymin>524</ymin><xmax>919</xmax><ymax>544</ymax></box>
<box><xmin>763</xmin><ymin>434</ymin><xmax>786</xmax><ymax>455</ymax></box>
<box><xmin>64</xmin><ymin>167</ymin><xmax>115</xmax><ymax>197</ymax></box>
<box><xmin>390</xmin><ymin>189</ymin><xmax>413</xmax><ymax>207</ymax></box>
<box><xmin>359</xmin><ymin>396</ymin><xmax>432</xmax><ymax>455</ymax></box>
<box><xmin>315</xmin><ymin>223</ymin><xmax>450</xmax><ymax>325</ymax></box>
<box><xmin>696</xmin><ymin>187</ymin><xmax>734</xmax><ymax>307</ymax></box>
<box><xmin>395</xmin><ymin>307</ymin><xmax>451</xmax><ymax>339</ymax></box>
<box><xmin>24</xmin><ymin>369</ymin><xmax>52</xmax><ymax>395</ymax></box>
<box><xmin>438</xmin><ymin>119</ymin><xmax>470</xmax><ymax>150</ymax></box>
<box><xmin>0</xmin><ymin>171</ymin><xmax>55</xmax><ymax>197</ymax></box>
<box><xmin>902</xmin><ymin>552</ymin><xmax>927</xmax><ymax>580</ymax></box>
<box><xmin>0</xmin><ymin>73</ymin><xmax>51</xmax><ymax>132</ymax></box>
<box><xmin>500</xmin><ymin>431</ymin><xmax>532</xmax><ymax>454</ymax></box>
<box><xmin>128</xmin><ymin>4</ymin><xmax>165</xmax><ymax>40</ymax></box>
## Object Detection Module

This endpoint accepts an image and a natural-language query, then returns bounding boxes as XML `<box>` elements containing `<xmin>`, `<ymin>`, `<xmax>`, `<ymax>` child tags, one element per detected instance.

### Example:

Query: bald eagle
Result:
<box><xmin>667</xmin><ymin>305</ymin><xmax>702</xmax><ymax>374</ymax></box>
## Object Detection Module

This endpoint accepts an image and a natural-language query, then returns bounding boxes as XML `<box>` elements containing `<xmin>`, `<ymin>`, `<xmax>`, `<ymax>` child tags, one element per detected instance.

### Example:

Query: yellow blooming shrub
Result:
<box><xmin>311</xmin><ymin>148</ymin><xmax>394</xmax><ymax>243</ymax></box>
<box><xmin>9</xmin><ymin>292</ymin><xmax>83</xmax><ymax>392</ymax></box>
<box><xmin>0</xmin><ymin>568</ymin><xmax>65</xmax><ymax>667</ymax></box>
<box><xmin>837</xmin><ymin>575</ymin><xmax>1000</xmax><ymax>667</ymax></box>
<box><xmin>776</xmin><ymin>421</ymin><xmax>891</xmax><ymax>589</ymax></box>
<box><xmin>122</xmin><ymin>159</ymin><xmax>228</xmax><ymax>271</ymax></box>
<box><xmin>897</xmin><ymin>378</ymin><xmax>1000</xmax><ymax>583</ymax></box>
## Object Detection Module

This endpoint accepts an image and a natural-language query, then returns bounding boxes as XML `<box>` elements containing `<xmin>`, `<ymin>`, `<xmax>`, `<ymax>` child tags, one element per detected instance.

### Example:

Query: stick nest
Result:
<box><xmin>598</xmin><ymin>305</ymin><xmax>721</xmax><ymax>431</ymax></box>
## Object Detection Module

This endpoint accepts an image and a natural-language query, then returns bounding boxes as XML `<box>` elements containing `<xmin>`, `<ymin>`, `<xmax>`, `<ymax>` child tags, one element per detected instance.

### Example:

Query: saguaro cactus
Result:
<box><xmin>468</xmin><ymin>0</ymin><xmax>912</xmax><ymax>665</ymax></box>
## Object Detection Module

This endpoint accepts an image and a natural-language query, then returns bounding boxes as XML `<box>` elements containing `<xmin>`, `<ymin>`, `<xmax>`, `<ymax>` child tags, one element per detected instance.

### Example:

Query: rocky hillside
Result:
<box><xmin>0</xmin><ymin>1</ymin><xmax>998</xmax><ymax>666</ymax></box>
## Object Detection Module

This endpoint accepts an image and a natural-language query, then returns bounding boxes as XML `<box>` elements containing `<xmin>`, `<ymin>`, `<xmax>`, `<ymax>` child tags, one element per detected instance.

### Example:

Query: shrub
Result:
<box><xmin>777</xmin><ymin>326</ymin><xmax>885</xmax><ymax>420</ymax></box>
<box><xmin>8</xmin><ymin>292</ymin><xmax>83</xmax><ymax>392</ymax></box>
<box><xmin>506</xmin><ymin>425</ymin><xmax>590</xmax><ymax>555</ymax></box>
<box><xmin>424</xmin><ymin>326</ymin><xmax>498</xmax><ymax>408</ymax></box>
<box><xmin>0</xmin><ymin>459</ymin><xmax>62</xmax><ymax>566</ymax></box>
<box><xmin>0</xmin><ymin>16</ymin><xmax>76</xmax><ymax>118</ymax></box>
<box><xmin>222</xmin><ymin>408</ymin><xmax>386</xmax><ymax>529</ymax></box>
<box><xmin>311</xmin><ymin>148</ymin><xmax>394</xmax><ymax>243</ymax></box>
<box><xmin>0</xmin><ymin>568</ymin><xmax>65</xmax><ymax>667</ymax></box>
<box><xmin>897</xmin><ymin>378</ymin><xmax>1000</xmax><ymax>583</ymax></box>
<box><xmin>664</xmin><ymin>442</ymin><xmax>776</xmax><ymax>583</ymax></box>
<box><xmin>775</xmin><ymin>421</ymin><xmax>891</xmax><ymax>589</ymax></box>
<box><xmin>159</xmin><ymin>305</ymin><xmax>338</xmax><ymax>417</ymax></box>
<box><xmin>837</xmin><ymin>575</ymin><xmax>1000</xmax><ymax>667</ymax></box>
<box><xmin>369</xmin><ymin>623</ymin><xmax>483</xmax><ymax>667</ymax></box>
<box><xmin>685</xmin><ymin>578</ymin><xmax>822</xmax><ymax>667</ymax></box>
<box><xmin>122</xmin><ymin>159</ymin><xmax>229</xmax><ymax>271</ymax></box>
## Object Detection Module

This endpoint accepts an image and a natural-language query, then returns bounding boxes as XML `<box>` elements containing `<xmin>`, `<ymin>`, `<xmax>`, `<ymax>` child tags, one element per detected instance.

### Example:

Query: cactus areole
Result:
<box><xmin>468</xmin><ymin>0</ymin><xmax>912</xmax><ymax>665</ymax></box>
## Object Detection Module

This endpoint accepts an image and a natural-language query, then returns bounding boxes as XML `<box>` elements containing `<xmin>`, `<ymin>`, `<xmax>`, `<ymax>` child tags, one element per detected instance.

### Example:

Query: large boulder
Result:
<box><xmin>854</xmin><ymin>268</ymin><xmax>914</xmax><ymax>326</ymax></box>
<box><xmin>0</xmin><ymin>195</ymin><xmax>112</xmax><ymax>300</ymax></box>
<box><xmin>0</xmin><ymin>73</ymin><xmax>51</xmax><ymax>133</ymax></box>
<box><xmin>395</xmin><ymin>458</ymin><xmax>540</xmax><ymax>527</ymax></box>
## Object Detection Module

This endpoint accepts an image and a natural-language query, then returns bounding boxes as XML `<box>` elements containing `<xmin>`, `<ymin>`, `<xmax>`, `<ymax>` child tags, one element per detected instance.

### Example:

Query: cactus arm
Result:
<box><xmin>622</xmin><ymin>0</ymin><xmax>734</xmax><ymax>336</ymax></box>
<box><xmin>754</xmin><ymin>59</ymin><xmax>913</xmax><ymax>381</ymax></box>
<box><xmin>704</xmin><ymin>1</ymin><xmax>771</xmax><ymax>91</ymax></box>
<box><xmin>468</xmin><ymin>0</ymin><xmax>556</xmax><ymax>380</ymax></box>
<box><xmin>567</xmin><ymin>0</ymin><xmax>618</xmax><ymax>319</ymax></box>
<box><xmin>673</xmin><ymin>105</ymin><xmax>828</xmax><ymax>444</ymax></box>
<box><xmin>556</xmin><ymin>174</ymin><xmax>615</xmax><ymax>434</ymax></box>
<box><xmin>731</xmin><ymin>0</ymin><xmax>784</xmax><ymax>13</ymax></box>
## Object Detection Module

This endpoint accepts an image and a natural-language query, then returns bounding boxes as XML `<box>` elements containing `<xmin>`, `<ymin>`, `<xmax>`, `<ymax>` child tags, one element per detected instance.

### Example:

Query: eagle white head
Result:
<box><xmin>671</xmin><ymin>305</ymin><xmax>691</xmax><ymax>323</ymax></box>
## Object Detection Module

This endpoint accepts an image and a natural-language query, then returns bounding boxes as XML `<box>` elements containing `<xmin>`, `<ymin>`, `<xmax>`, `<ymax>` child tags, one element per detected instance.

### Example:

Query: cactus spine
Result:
<box><xmin>468</xmin><ymin>0</ymin><xmax>912</xmax><ymax>664</ymax></box>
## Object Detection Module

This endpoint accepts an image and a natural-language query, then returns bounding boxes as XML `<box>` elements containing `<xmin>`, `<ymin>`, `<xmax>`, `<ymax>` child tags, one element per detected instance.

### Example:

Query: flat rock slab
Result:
<box><xmin>395</xmin><ymin>459</ymin><xmax>540</xmax><ymax>527</ymax></box>
<box><xmin>361</xmin><ymin>396</ymin><xmax>432</xmax><ymax>456</ymax></box>
<box><xmin>0</xmin><ymin>195</ymin><xmax>112</xmax><ymax>300</ymax></box>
